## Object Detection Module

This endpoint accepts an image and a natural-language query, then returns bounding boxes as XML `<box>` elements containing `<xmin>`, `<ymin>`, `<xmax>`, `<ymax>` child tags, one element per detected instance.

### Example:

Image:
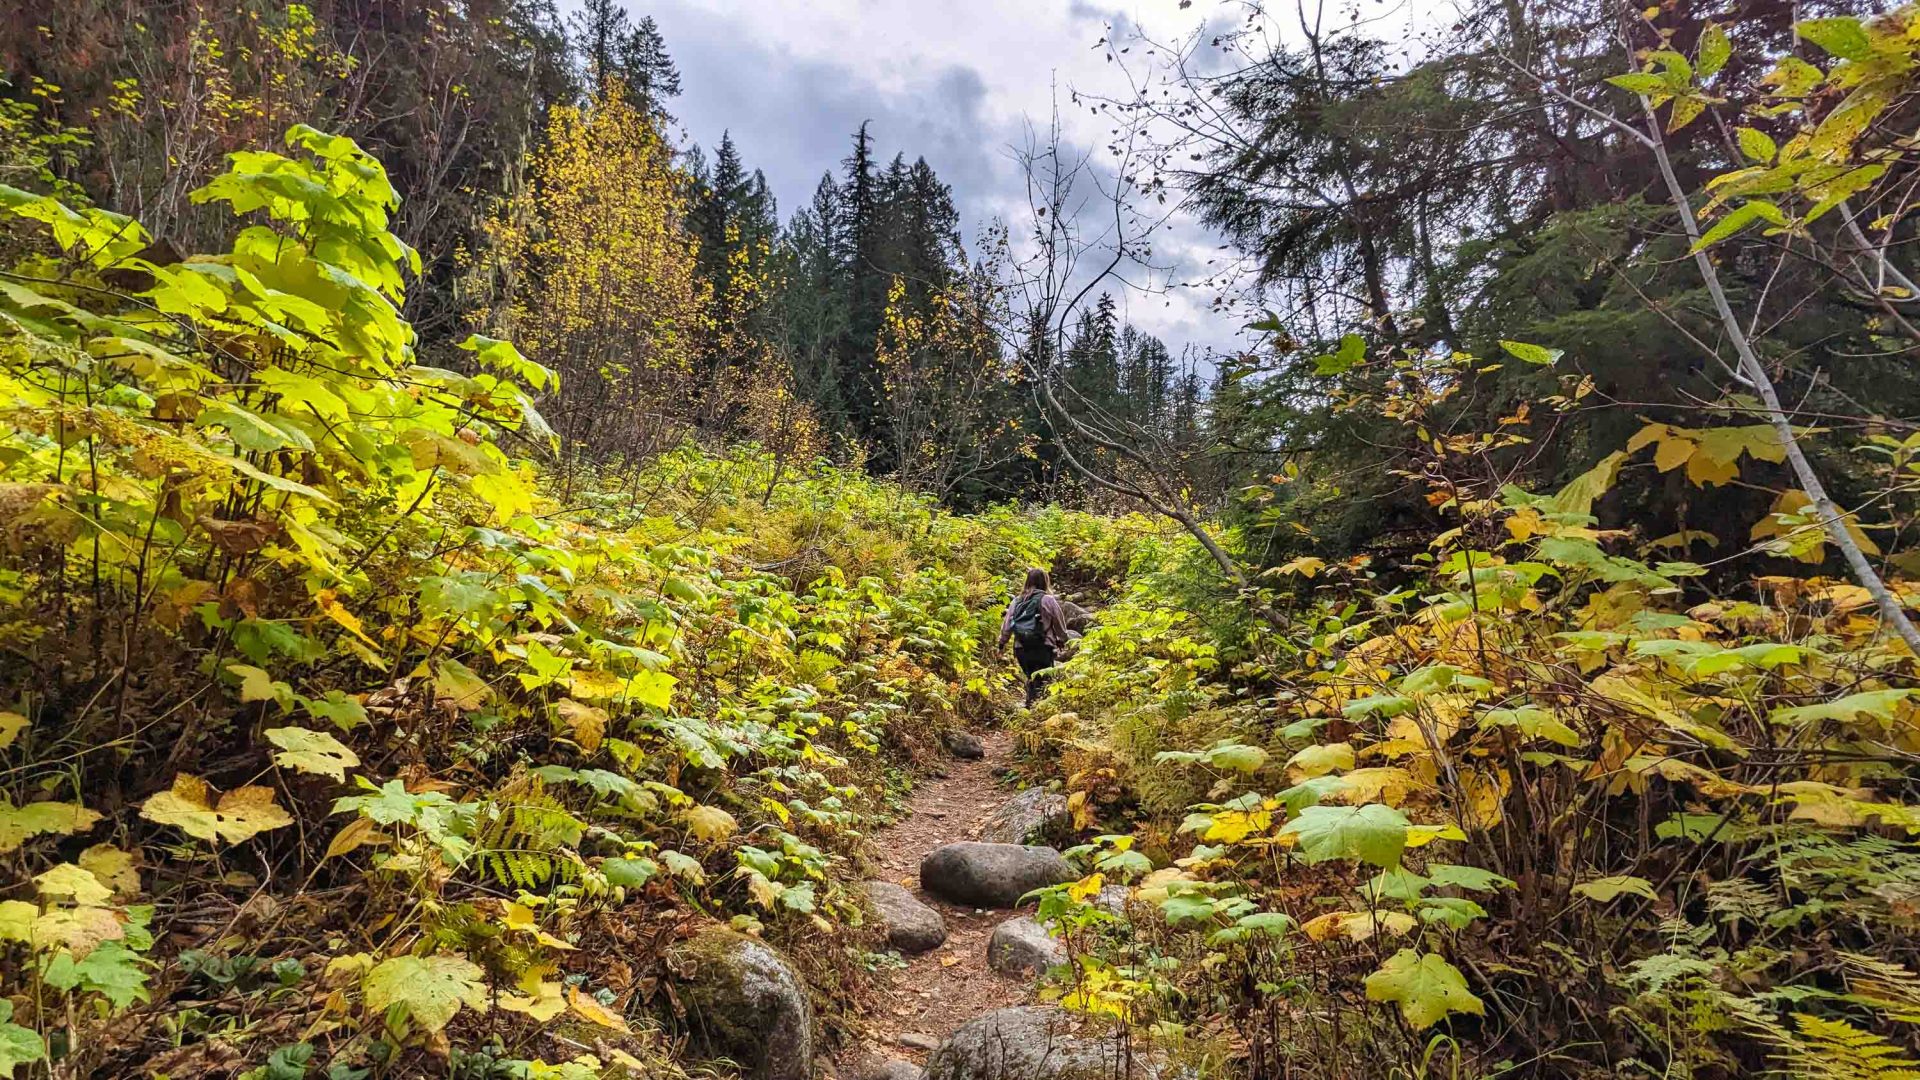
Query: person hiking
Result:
<box><xmin>998</xmin><ymin>567</ymin><xmax>1070</xmax><ymax>707</ymax></box>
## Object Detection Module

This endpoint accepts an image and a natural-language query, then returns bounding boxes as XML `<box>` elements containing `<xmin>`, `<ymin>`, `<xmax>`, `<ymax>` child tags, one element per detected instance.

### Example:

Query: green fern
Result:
<box><xmin>476</xmin><ymin>776</ymin><xmax>587</xmax><ymax>889</ymax></box>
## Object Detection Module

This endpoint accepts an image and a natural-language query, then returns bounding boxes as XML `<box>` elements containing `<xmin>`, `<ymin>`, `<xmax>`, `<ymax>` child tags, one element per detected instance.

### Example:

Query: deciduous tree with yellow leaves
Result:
<box><xmin>470</xmin><ymin>80</ymin><xmax>707</xmax><ymax>480</ymax></box>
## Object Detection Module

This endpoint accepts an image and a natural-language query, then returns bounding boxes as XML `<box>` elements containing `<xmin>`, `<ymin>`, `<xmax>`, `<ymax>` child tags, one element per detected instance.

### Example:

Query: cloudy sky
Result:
<box><xmin>631</xmin><ymin>0</ymin><xmax>1251</xmax><ymax>357</ymax></box>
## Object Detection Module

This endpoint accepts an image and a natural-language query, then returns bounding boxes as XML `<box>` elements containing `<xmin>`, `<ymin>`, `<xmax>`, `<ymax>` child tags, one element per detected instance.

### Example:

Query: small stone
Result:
<box><xmin>864</xmin><ymin>881</ymin><xmax>947</xmax><ymax>954</ymax></box>
<box><xmin>897</xmin><ymin>1032</ymin><xmax>941</xmax><ymax>1052</ymax></box>
<box><xmin>987</xmin><ymin>915</ymin><xmax>1068</xmax><ymax>977</ymax></box>
<box><xmin>920</xmin><ymin>842</ymin><xmax>1076</xmax><ymax>909</ymax></box>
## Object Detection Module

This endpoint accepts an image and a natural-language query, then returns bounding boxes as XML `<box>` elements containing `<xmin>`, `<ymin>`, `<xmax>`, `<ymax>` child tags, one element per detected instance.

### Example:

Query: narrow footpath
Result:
<box><xmin>839</xmin><ymin>729</ymin><xmax>1029</xmax><ymax>1075</ymax></box>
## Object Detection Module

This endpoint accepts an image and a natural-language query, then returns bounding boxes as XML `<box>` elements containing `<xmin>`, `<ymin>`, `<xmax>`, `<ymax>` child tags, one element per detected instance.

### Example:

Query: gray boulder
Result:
<box><xmin>865</xmin><ymin>880</ymin><xmax>948</xmax><ymax>954</ymax></box>
<box><xmin>1061</xmin><ymin>600</ymin><xmax>1094</xmax><ymax>631</ymax></box>
<box><xmin>976</xmin><ymin>788</ymin><xmax>1069</xmax><ymax>846</ymax></box>
<box><xmin>920</xmin><ymin>842</ymin><xmax>1075</xmax><ymax>908</ymax></box>
<box><xmin>665</xmin><ymin>927</ymin><xmax>813</xmax><ymax>1080</ymax></box>
<box><xmin>945</xmin><ymin>730</ymin><xmax>986</xmax><ymax>759</ymax></box>
<box><xmin>987</xmin><ymin>915</ymin><xmax>1068</xmax><ymax>977</ymax></box>
<box><xmin>923</xmin><ymin>1005</ymin><xmax>1157</xmax><ymax>1080</ymax></box>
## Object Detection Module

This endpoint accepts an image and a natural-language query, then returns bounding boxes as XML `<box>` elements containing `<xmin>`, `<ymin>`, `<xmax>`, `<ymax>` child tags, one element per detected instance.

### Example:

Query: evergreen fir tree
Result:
<box><xmin>628</xmin><ymin>15</ymin><xmax>682</xmax><ymax>109</ymax></box>
<box><xmin>837</xmin><ymin>123</ymin><xmax>892</xmax><ymax>459</ymax></box>
<box><xmin>568</xmin><ymin>1</ymin><xmax>680</xmax><ymax>116</ymax></box>
<box><xmin>782</xmin><ymin>173</ymin><xmax>852</xmax><ymax>432</ymax></box>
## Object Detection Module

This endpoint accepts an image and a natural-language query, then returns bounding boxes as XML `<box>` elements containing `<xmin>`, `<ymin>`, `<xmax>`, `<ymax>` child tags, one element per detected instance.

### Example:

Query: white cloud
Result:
<box><xmin>632</xmin><ymin>0</ymin><xmax>1244</xmax><ymax>356</ymax></box>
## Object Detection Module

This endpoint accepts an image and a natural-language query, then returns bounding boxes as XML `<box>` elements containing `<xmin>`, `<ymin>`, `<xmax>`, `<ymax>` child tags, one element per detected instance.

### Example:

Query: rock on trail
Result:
<box><xmin>923</xmin><ymin>1005</ymin><xmax>1160</xmax><ymax>1080</ymax></box>
<box><xmin>974</xmin><ymin>787</ymin><xmax>1069</xmax><ymax>845</ymax></box>
<box><xmin>919</xmin><ymin>841</ymin><xmax>1076</xmax><ymax>908</ymax></box>
<box><xmin>852</xmin><ymin>1061</ymin><xmax>927</xmax><ymax>1080</ymax></box>
<box><xmin>665</xmin><ymin>926</ymin><xmax>813</xmax><ymax>1080</ymax></box>
<box><xmin>944</xmin><ymin>730</ymin><xmax>986</xmax><ymax>759</ymax></box>
<box><xmin>865</xmin><ymin>880</ymin><xmax>948</xmax><ymax>953</ymax></box>
<box><xmin>986</xmin><ymin>915</ymin><xmax>1068</xmax><ymax>977</ymax></box>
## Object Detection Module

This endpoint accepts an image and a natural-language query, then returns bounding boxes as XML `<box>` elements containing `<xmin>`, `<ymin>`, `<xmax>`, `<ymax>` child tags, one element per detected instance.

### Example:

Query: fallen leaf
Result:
<box><xmin>140</xmin><ymin>774</ymin><xmax>292</xmax><ymax>845</ymax></box>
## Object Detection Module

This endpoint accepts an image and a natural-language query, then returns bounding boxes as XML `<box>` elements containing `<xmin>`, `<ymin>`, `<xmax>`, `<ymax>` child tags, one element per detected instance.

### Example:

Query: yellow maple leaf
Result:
<box><xmin>685</xmin><ymin>804</ymin><xmax>737</xmax><ymax>842</ymax></box>
<box><xmin>266</xmin><ymin>726</ymin><xmax>360</xmax><ymax>781</ymax></box>
<box><xmin>499</xmin><ymin>978</ymin><xmax>567</xmax><ymax>1022</ymax></box>
<box><xmin>35</xmin><ymin>863</ymin><xmax>112</xmax><ymax>906</ymax></box>
<box><xmin>140</xmin><ymin>774</ymin><xmax>293</xmax><ymax>845</ymax></box>
<box><xmin>31</xmin><ymin>905</ymin><xmax>124</xmax><ymax>958</ymax></box>
<box><xmin>78</xmin><ymin>844</ymin><xmax>141</xmax><ymax>898</ymax></box>
<box><xmin>555</xmin><ymin>698</ymin><xmax>608</xmax><ymax>752</ymax></box>
<box><xmin>1302</xmin><ymin>910</ymin><xmax>1417</xmax><ymax>943</ymax></box>
<box><xmin>1068</xmin><ymin>873</ymin><xmax>1106</xmax><ymax>902</ymax></box>
<box><xmin>502</xmin><ymin>901</ymin><xmax>576</xmax><ymax>950</ymax></box>
<box><xmin>0</xmin><ymin>710</ymin><xmax>27</xmax><ymax>749</ymax></box>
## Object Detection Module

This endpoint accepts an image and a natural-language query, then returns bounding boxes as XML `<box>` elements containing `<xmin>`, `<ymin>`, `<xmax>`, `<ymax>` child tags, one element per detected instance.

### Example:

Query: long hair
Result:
<box><xmin>1024</xmin><ymin>567</ymin><xmax>1050</xmax><ymax>593</ymax></box>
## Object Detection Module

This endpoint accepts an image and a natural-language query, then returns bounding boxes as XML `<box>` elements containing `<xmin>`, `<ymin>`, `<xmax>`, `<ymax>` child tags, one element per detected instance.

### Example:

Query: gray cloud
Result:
<box><xmin>651</xmin><ymin>1</ymin><xmax>997</xmax><ymax>229</ymax></box>
<box><xmin>625</xmin><ymin>0</ymin><xmax>1241</xmax><ymax>358</ymax></box>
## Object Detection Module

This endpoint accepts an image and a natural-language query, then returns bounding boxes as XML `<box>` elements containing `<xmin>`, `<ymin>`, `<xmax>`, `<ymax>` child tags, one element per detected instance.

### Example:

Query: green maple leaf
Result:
<box><xmin>196</xmin><ymin>400</ymin><xmax>313</xmax><ymax>452</ymax></box>
<box><xmin>1363</xmin><ymin>866</ymin><xmax>1431</xmax><ymax>903</ymax></box>
<box><xmin>361</xmin><ymin>953</ymin><xmax>487</xmax><ymax>1033</ymax></box>
<box><xmin>266</xmin><ymin>726</ymin><xmax>360</xmax><ymax>782</ymax></box>
<box><xmin>432</xmin><ymin>659</ymin><xmax>492</xmax><ymax>711</ymax></box>
<box><xmin>1426</xmin><ymin>864</ymin><xmax>1514</xmax><ymax>892</ymax></box>
<box><xmin>1572</xmin><ymin>875</ymin><xmax>1657</xmax><ymax>902</ymax></box>
<box><xmin>0</xmin><ymin>1000</ymin><xmax>46</xmax><ymax>1079</ymax></box>
<box><xmin>0</xmin><ymin>800</ymin><xmax>102</xmax><ymax>852</ymax></box>
<box><xmin>626</xmin><ymin>668</ymin><xmax>677</xmax><ymax>711</ymax></box>
<box><xmin>602</xmin><ymin>857</ymin><xmax>657</xmax><ymax>888</ymax></box>
<box><xmin>1364</xmin><ymin>949</ymin><xmax>1485</xmax><ymax>1029</ymax></box>
<box><xmin>1203</xmin><ymin>741</ymin><xmax>1269</xmax><ymax>774</ymax></box>
<box><xmin>1417</xmin><ymin>897</ymin><xmax>1488</xmax><ymax>930</ymax></box>
<box><xmin>1280</xmin><ymin>804</ymin><xmax>1410</xmax><ymax>868</ymax></box>
<box><xmin>1770</xmin><ymin>689</ymin><xmax>1915</xmax><ymax>727</ymax></box>
<box><xmin>227</xmin><ymin>663</ymin><xmax>291</xmax><ymax>708</ymax></box>
<box><xmin>660</xmin><ymin>850</ymin><xmax>706</xmax><ymax>884</ymax></box>
<box><xmin>1480</xmin><ymin>706</ymin><xmax>1581</xmax><ymax>748</ymax></box>
<box><xmin>40</xmin><ymin>940</ymin><xmax>150</xmax><ymax>1009</ymax></box>
<box><xmin>304</xmin><ymin>690</ymin><xmax>369</xmax><ymax>731</ymax></box>
<box><xmin>1498</xmin><ymin>339</ymin><xmax>1563</xmax><ymax>366</ymax></box>
<box><xmin>1159</xmin><ymin>892</ymin><xmax>1219</xmax><ymax>925</ymax></box>
<box><xmin>1275</xmin><ymin>775</ymin><xmax>1347</xmax><ymax>815</ymax></box>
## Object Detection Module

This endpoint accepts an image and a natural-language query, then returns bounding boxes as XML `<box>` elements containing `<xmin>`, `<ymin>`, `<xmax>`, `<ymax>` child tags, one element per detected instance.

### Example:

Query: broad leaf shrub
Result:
<box><xmin>1019</xmin><ymin>396</ymin><xmax>1920</xmax><ymax>1074</ymax></box>
<box><xmin>0</xmin><ymin>129</ymin><xmax>1135</xmax><ymax>1077</ymax></box>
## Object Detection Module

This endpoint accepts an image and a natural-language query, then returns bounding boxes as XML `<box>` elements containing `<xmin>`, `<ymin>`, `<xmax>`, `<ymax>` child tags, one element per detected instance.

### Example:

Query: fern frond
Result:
<box><xmin>1775</xmin><ymin>1014</ymin><xmax>1920</xmax><ymax>1080</ymax></box>
<box><xmin>475</xmin><ymin>775</ymin><xmax>588</xmax><ymax>889</ymax></box>
<box><xmin>1841</xmin><ymin>953</ymin><xmax>1920</xmax><ymax>1025</ymax></box>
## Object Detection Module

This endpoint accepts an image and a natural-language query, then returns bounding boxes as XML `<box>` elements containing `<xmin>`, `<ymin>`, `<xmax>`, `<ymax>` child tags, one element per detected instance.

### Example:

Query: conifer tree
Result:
<box><xmin>628</xmin><ymin>15</ymin><xmax>681</xmax><ymax>109</ymax></box>
<box><xmin>568</xmin><ymin>0</ymin><xmax>680</xmax><ymax>117</ymax></box>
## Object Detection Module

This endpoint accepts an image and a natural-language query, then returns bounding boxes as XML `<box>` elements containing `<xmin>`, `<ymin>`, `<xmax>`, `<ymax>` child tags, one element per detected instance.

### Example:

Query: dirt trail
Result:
<box><xmin>838</xmin><ymin>729</ymin><xmax>1031</xmax><ymax>1073</ymax></box>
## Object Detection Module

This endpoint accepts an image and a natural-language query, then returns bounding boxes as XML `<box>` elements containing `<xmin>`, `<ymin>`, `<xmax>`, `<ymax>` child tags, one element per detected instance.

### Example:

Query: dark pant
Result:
<box><xmin>1014</xmin><ymin>640</ymin><xmax>1056</xmax><ymax>706</ymax></box>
